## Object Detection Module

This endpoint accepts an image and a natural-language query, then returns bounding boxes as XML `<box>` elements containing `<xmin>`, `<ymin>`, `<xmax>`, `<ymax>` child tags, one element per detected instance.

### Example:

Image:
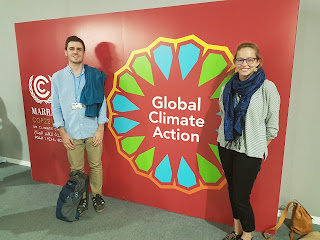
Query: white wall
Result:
<box><xmin>0</xmin><ymin>0</ymin><xmax>319</xmax><ymax>219</ymax></box>
<box><xmin>279</xmin><ymin>0</ymin><xmax>320</xmax><ymax>218</ymax></box>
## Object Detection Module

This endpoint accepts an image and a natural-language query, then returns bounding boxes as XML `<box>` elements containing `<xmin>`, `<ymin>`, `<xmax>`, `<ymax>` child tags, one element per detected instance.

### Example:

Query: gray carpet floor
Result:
<box><xmin>1</xmin><ymin>162</ymin><xmax>319</xmax><ymax>240</ymax></box>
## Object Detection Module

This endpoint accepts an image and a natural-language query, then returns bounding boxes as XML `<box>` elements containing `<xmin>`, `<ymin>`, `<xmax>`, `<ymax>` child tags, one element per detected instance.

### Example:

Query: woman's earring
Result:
<box><xmin>253</xmin><ymin>68</ymin><xmax>258</xmax><ymax>72</ymax></box>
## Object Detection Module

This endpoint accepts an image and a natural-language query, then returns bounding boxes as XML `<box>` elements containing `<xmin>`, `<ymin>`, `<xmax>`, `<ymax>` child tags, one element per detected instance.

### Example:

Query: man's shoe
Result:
<box><xmin>222</xmin><ymin>231</ymin><xmax>242</xmax><ymax>240</ymax></box>
<box><xmin>92</xmin><ymin>194</ymin><xmax>105</xmax><ymax>213</ymax></box>
<box><xmin>77</xmin><ymin>198</ymin><xmax>87</xmax><ymax>216</ymax></box>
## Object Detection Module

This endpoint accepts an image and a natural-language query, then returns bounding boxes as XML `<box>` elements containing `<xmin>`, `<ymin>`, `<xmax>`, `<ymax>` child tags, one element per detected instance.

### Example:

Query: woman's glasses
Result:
<box><xmin>234</xmin><ymin>58</ymin><xmax>257</xmax><ymax>66</ymax></box>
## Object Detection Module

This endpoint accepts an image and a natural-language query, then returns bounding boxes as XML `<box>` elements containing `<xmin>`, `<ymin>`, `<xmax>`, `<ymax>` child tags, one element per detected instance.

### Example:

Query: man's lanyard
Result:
<box><xmin>72</xmin><ymin>71</ymin><xmax>84</xmax><ymax>103</ymax></box>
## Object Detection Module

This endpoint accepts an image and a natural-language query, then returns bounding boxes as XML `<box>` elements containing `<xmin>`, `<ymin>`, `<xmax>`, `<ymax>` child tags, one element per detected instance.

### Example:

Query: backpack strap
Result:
<box><xmin>70</xmin><ymin>171</ymin><xmax>90</xmax><ymax>205</ymax></box>
<box><xmin>263</xmin><ymin>201</ymin><xmax>295</xmax><ymax>240</ymax></box>
<box><xmin>77</xmin><ymin>171</ymin><xmax>89</xmax><ymax>206</ymax></box>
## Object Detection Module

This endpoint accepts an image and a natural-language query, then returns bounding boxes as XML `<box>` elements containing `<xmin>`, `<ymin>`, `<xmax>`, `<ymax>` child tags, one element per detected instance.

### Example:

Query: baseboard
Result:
<box><xmin>278</xmin><ymin>210</ymin><xmax>320</xmax><ymax>225</ymax></box>
<box><xmin>0</xmin><ymin>156</ymin><xmax>31</xmax><ymax>167</ymax></box>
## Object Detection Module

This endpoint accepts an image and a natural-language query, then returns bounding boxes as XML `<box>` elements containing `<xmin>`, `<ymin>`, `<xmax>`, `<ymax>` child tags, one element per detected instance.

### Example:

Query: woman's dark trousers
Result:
<box><xmin>218</xmin><ymin>145</ymin><xmax>262</xmax><ymax>232</ymax></box>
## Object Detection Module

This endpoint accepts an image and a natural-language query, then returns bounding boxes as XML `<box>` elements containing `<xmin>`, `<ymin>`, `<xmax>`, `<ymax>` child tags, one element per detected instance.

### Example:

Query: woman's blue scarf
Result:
<box><xmin>223</xmin><ymin>67</ymin><xmax>265</xmax><ymax>142</ymax></box>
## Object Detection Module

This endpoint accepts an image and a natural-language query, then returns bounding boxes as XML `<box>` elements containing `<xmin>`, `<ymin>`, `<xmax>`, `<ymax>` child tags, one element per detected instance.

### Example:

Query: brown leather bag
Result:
<box><xmin>263</xmin><ymin>200</ymin><xmax>313</xmax><ymax>240</ymax></box>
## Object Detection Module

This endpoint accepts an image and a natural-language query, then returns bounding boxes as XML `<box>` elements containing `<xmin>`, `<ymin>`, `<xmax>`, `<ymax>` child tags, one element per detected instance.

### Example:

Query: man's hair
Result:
<box><xmin>65</xmin><ymin>36</ymin><xmax>85</xmax><ymax>52</ymax></box>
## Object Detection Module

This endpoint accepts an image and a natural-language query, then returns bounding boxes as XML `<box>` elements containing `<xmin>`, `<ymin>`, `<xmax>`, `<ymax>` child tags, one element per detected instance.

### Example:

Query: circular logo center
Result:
<box><xmin>107</xmin><ymin>35</ymin><xmax>234</xmax><ymax>194</ymax></box>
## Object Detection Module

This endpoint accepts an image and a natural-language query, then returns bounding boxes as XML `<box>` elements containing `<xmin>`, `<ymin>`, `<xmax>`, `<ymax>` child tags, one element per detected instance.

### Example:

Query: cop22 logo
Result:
<box><xmin>107</xmin><ymin>35</ymin><xmax>235</xmax><ymax>194</ymax></box>
<box><xmin>29</xmin><ymin>75</ymin><xmax>52</xmax><ymax>104</ymax></box>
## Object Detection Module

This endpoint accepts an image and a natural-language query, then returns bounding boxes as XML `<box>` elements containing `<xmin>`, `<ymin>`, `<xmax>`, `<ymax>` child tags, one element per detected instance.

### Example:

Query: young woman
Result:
<box><xmin>218</xmin><ymin>43</ymin><xmax>280</xmax><ymax>240</ymax></box>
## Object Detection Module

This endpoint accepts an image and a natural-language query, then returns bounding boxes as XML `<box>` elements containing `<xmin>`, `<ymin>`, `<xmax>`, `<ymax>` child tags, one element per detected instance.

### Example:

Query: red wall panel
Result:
<box><xmin>15</xmin><ymin>0</ymin><xmax>299</xmax><ymax>232</ymax></box>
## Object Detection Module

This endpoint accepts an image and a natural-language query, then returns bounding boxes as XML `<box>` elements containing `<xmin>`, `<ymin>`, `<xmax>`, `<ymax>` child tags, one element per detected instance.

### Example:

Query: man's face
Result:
<box><xmin>65</xmin><ymin>41</ymin><xmax>85</xmax><ymax>64</ymax></box>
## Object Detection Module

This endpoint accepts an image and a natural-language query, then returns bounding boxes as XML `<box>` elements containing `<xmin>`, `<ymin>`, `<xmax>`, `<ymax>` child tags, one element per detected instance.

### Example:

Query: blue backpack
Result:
<box><xmin>56</xmin><ymin>171</ymin><xmax>89</xmax><ymax>222</ymax></box>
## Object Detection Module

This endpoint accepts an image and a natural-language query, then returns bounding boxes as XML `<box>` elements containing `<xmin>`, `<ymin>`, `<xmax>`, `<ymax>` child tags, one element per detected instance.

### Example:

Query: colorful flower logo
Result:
<box><xmin>107</xmin><ymin>35</ymin><xmax>234</xmax><ymax>194</ymax></box>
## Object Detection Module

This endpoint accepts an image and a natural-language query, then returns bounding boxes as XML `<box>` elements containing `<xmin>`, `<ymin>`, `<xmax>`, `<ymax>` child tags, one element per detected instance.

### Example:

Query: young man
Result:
<box><xmin>51</xmin><ymin>36</ymin><xmax>108</xmax><ymax>214</ymax></box>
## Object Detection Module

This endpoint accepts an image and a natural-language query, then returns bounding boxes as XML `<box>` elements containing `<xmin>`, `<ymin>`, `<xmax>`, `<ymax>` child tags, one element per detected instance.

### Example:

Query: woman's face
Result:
<box><xmin>234</xmin><ymin>47</ymin><xmax>260</xmax><ymax>81</ymax></box>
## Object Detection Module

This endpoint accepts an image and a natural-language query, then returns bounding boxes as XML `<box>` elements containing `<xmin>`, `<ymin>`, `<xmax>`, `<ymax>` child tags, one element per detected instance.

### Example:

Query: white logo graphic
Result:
<box><xmin>29</xmin><ymin>75</ymin><xmax>52</xmax><ymax>104</ymax></box>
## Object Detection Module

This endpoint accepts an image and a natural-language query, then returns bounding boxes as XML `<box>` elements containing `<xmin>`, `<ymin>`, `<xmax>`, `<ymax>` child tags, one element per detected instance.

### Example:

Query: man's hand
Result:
<box><xmin>93</xmin><ymin>124</ymin><xmax>104</xmax><ymax>147</ymax></box>
<box><xmin>59</xmin><ymin>127</ymin><xmax>75</xmax><ymax>150</ymax></box>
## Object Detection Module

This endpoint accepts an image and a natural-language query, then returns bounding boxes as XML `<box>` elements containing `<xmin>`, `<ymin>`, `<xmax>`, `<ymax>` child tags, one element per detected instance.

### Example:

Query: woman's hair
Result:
<box><xmin>234</xmin><ymin>42</ymin><xmax>263</xmax><ymax>68</ymax></box>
